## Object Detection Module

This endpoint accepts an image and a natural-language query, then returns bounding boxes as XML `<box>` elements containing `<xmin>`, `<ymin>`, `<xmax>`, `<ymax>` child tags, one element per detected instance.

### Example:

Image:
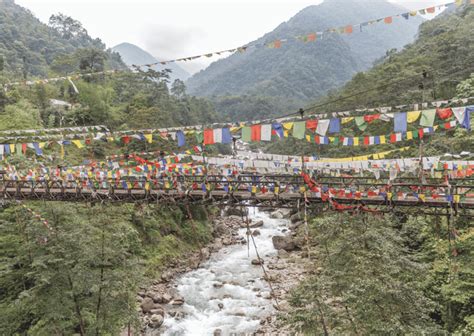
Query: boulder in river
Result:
<box><xmin>249</xmin><ymin>220</ymin><xmax>264</xmax><ymax>228</ymax></box>
<box><xmin>270</xmin><ymin>210</ymin><xmax>284</xmax><ymax>219</ymax></box>
<box><xmin>251</xmin><ymin>258</ymin><xmax>264</xmax><ymax>265</ymax></box>
<box><xmin>272</xmin><ymin>236</ymin><xmax>296</xmax><ymax>251</ymax></box>
<box><xmin>171</xmin><ymin>295</ymin><xmax>184</xmax><ymax>306</ymax></box>
<box><xmin>290</xmin><ymin>213</ymin><xmax>301</xmax><ymax>223</ymax></box>
<box><xmin>252</xmin><ymin>229</ymin><xmax>261</xmax><ymax>236</ymax></box>
<box><xmin>214</xmin><ymin>329</ymin><xmax>222</xmax><ymax>336</ymax></box>
<box><xmin>148</xmin><ymin>314</ymin><xmax>164</xmax><ymax>328</ymax></box>
<box><xmin>141</xmin><ymin>297</ymin><xmax>155</xmax><ymax>313</ymax></box>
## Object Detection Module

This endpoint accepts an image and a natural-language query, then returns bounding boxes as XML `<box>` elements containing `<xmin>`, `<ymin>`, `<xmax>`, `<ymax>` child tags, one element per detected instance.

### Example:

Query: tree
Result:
<box><xmin>48</xmin><ymin>13</ymin><xmax>88</xmax><ymax>40</ymax></box>
<box><xmin>171</xmin><ymin>79</ymin><xmax>187</xmax><ymax>98</ymax></box>
<box><xmin>288</xmin><ymin>213</ymin><xmax>440</xmax><ymax>335</ymax></box>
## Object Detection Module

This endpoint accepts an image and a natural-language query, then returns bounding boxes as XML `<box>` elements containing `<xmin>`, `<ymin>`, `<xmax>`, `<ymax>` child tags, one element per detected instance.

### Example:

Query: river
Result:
<box><xmin>163</xmin><ymin>208</ymin><xmax>288</xmax><ymax>335</ymax></box>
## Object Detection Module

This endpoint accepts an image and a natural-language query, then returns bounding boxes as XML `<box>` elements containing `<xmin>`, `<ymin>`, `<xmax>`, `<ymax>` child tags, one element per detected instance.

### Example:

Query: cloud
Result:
<box><xmin>143</xmin><ymin>24</ymin><xmax>206</xmax><ymax>61</ymax></box>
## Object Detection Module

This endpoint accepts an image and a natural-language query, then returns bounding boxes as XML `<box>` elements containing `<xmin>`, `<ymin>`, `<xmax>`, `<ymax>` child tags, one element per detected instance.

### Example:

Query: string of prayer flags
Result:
<box><xmin>420</xmin><ymin>109</ymin><xmax>437</xmax><ymax>127</ymax></box>
<box><xmin>4</xmin><ymin>2</ymin><xmax>462</xmax><ymax>90</ymax></box>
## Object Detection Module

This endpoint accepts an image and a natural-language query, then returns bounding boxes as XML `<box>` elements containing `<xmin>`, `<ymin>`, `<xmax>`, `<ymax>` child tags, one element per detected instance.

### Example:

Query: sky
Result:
<box><xmin>15</xmin><ymin>0</ymin><xmax>449</xmax><ymax>74</ymax></box>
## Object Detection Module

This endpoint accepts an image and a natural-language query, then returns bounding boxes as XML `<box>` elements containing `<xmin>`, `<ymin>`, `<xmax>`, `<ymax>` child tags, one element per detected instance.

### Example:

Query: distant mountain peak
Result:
<box><xmin>112</xmin><ymin>42</ymin><xmax>190</xmax><ymax>81</ymax></box>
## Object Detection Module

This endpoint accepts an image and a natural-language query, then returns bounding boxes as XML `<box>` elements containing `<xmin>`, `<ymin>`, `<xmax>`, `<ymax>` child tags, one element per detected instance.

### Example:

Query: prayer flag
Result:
<box><xmin>272</xmin><ymin>123</ymin><xmax>284</xmax><ymax>138</ymax></box>
<box><xmin>177</xmin><ymin>130</ymin><xmax>186</xmax><ymax>147</ymax></box>
<box><xmin>293</xmin><ymin>121</ymin><xmax>306</xmax><ymax>139</ymax></box>
<box><xmin>261</xmin><ymin>124</ymin><xmax>272</xmax><ymax>141</ymax></box>
<box><xmin>355</xmin><ymin>116</ymin><xmax>367</xmax><ymax>131</ymax></box>
<box><xmin>436</xmin><ymin>107</ymin><xmax>453</xmax><ymax>119</ymax></box>
<box><xmin>251</xmin><ymin>125</ymin><xmax>262</xmax><ymax>141</ymax></box>
<box><xmin>72</xmin><ymin>140</ymin><xmax>84</xmax><ymax>148</ymax></box>
<box><xmin>144</xmin><ymin>134</ymin><xmax>153</xmax><ymax>143</ymax></box>
<box><xmin>241</xmin><ymin>126</ymin><xmax>251</xmax><ymax>142</ymax></box>
<box><xmin>306</xmin><ymin>120</ymin><xmax>318</xmax><ymax>131</ymax></box>
<box><xmin>394</xmin><ymin>112</ymin><xmax>407</xmax><ymax>132</ymax></box>
<box><xmin>345</xmin><ymin>25</ymin><xmax>353</xmax><ymax>34</ymax></box>
<box><xmin>329</xmin><ymin>118</ymin><xmax>340</xmax><ymax>133</ymax></box>
<box><xmin>203</xmin><ymin>129</ymin><xmax>214</xmax><ymax>145</ymax></box>
<box><xmin>420</xmin><ymin>109</ymin><xmax>436</xmax><ymax>127</ymax></box>
<box><xmin>316</xmin><ymin>119</ymin><xmax>330</xmax><ymax>136</ymax></box>
<box><xmin>33</xmin><ymin>142</ymin><xmax>43</xmax><ymax>155</ymax></box>
<box><xmin>222</xmin><ymin>127</ymin><xmax>232</xmax><ymax>144</ymax></box>
<box><xmin>384</xmin><ymin>16</ymin><xmax>393</xmax><ymax>24</ymax></box>
<box><xmin>407</xmin><ymin>110</ymin><xmax>420</xmax><ymax>123</ymax></box>
<box><xmin>213</xmin><ymin>128</ymin><xmax>223</xmax><ymax>143</ymax></box>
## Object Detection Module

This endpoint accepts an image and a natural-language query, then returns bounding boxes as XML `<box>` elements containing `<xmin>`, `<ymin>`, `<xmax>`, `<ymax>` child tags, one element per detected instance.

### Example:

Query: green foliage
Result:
<box><xmin>288</xmin><ymin>213</ymin><xmax>441</xmax><ymax>335</ymax></box>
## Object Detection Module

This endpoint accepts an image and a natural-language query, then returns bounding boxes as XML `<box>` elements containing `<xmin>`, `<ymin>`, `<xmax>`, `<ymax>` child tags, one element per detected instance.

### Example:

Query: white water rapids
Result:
<box><xmin>163</xmin><ymin>208</ymin><xmax>288</xmax><ymax>335</ymax></box>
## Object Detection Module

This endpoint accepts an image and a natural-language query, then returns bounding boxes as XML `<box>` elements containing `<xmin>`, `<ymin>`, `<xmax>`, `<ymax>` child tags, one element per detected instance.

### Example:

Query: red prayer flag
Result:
<box><xmin>251</xmin><ymin>125</ymin><xmax>262</xmax><ymax>141</ymax></box>
<box><xmin>384</xmin><ymin>16</ymin><xmax>393</xmax><ymax>24</ymax></box>
<box><xmin>22</xmin><ymin>143</ymin><xmax>27</xmax><ymax>154</ymax></box>
<box><xmin>122</xmin><ymin>136</ymin><xmax>131</xmax><ymax>144</ymax></box>
<box><xmin>307</xmin><ymin>33</ymin><xmax>317</xmax><ymax>42</ymax></box>
<box><xmin>418</xmin><ymin>129</ymin><xmax>424</xmax><ymax>139</ymax></box>
<box><xmin>390</xmin><ymin>133</ymin><xmax>396</xmax><ymax>143</ymax></box>
<box><xmin>306</xmin><ymin>120</ymin><xmax>318</xmax><ymax>131</ymax></box>
<box><xmin>345</xmin><ymin>25</ymin><xmax>353</xmax><ymax>34</ymax></box>
<box><xmin>203</xmin><ymin>129</ymin><xmax>214</xmax><ymax>145</ymax></box>
<box><xmin>426</xmin><ymin>6</ymin><xmax>435</xmax><ymax>13</ymax></box>
<box><xmin>364</xmin><ymin>114</ymin><xmax>381</xmax><ymax>123</ymax></box>
<box><xmin>444</xmin><ymin>122</ymin><xmax>452</xmax><ymax>129</ymax></box>
<box><xmin>436</xmin><ymin>107</ymin><xmax>453</xmax><ymax>120</ymax></box>
<box><xmin>363</xmin><ymin>136</ymin><xmax>369</xmax><ymax>146</ymax></box>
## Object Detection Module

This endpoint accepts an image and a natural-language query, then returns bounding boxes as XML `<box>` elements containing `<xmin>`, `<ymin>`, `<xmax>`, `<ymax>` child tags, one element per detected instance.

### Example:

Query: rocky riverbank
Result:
<box><xmin>136</xmin><ymin>210</ymin><xmax>250</xmax><ymax>334</ymax></box>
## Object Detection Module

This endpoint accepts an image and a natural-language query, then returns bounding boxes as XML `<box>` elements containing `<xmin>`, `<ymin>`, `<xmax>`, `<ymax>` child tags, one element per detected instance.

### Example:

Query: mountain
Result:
<box><xmin>307</xmin><ymin>2</ymin><xmax>474</xmax><ymax>113</ymax></box>
<box><xmin>186</xmin><ymin>0</ymin><xmax>424</xmax><ymax>112</ymax></box>
<box><xmin>112</xmin><ymin>42</ymin><xmax>191</xmax><ymax>82</ymax></box>
<box><xmin>0</xmin><ymin>0</ymin><xmax>124</xmax><ymax>78</ymax></box>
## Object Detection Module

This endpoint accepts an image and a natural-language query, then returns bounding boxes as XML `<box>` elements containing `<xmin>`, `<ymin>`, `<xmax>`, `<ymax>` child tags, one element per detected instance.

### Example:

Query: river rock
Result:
<box><xmin>270</xmin><ymin>210</ymin><xmax>284</xmax><ymax>219</ymax></box>
<box><xmin>161</xmin><ymin>293</ymin><xmax>172</xmax><ymax>303</ymax></box>
<box><xmin>249</xmin><ymin>220</ymin><xmax>264</xmax><ymax>228</ymax></box>
<box><xmin>252</xmin><ymin>229</ymin><xmax>261</xmax><ymax>236</ymax></box>
<box><xmin>218</xmin><ymin>302</ymin><xmax>224</xmax><ymax>310</ymax></box>
<box><xmin>200</xmin><ymin>247</ymin><xmax>210</xmax><ymax>260</ymax></box>
<box><xmin>278</xmin><ymin>249</ymin><xmax>289</xmax><ymax>258</ymax></box>
<box><xmin>290</xmin><ymin>213</ymin><xmax>301</xmax><ymax>223</ymax></box>
<box><xmin>222</xmin><ymin>237</ymin><xmax>232</xmax><ymax>245</ymax></box>
<box><xmin>251</xmin><ymin>258</ymin><xmax>263</xmax><ymax>265</ymax></box>
<box><xmin>214</xmin><ymin>223</ymin><xmax>230</xmax><ymax>237</ymax></box>
<box><xmin>141</xmin><ymin>297</ymin><xmax>155</xmax><ymax>313</ymax></box>
<box><xmin>214</xmin><ymin>329</ymin><xmax>222</xmax><ymax>336</ymax></box>
<box><xmin>150</xmin><ymin>307</ymin><xmax>165</xmax><ymax>317</ymax></box>
<box><xmin>225</xmin><ymin>207</ymin><xmax>246</xmax><ymax>217</ymax></box>
<box><xmin>148</xmin><ymin>314</ymin><xmax>164</xmax><ymax>328</ymax></box>
<box><xmin>171</xmin><ymin>295</ymin><xmax>184</xmax><ymax>306</ymax></box>
<box><xmin>272</xmin><ymin>236</ymin><xmax>296</xmax><ymax>251</ymax></box>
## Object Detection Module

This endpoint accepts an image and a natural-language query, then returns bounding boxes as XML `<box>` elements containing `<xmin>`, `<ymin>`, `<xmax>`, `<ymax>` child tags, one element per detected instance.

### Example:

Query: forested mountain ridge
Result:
<box><xmin>112</xmin><ymin>42</ymin><xmax>191</xmax><ymax>82</ymax></box>
<box><xmin>309</xmin><ymin>1</ymin><xmax>474</xmax><ymax>113</ymax></box>
<box><xmin>186</xmin><ymin>0</ymin><xmax>423</xmax><ymax>112</ymax></box>
<box><xmin>0</xmin><ymin>0</ymin><xmax>125</xmax><ymax>79</ymax></box>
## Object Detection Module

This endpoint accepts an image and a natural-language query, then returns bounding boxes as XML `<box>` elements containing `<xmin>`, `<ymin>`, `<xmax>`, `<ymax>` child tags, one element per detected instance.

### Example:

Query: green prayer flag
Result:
<box><xmin>420</xmin><ymin>109</ymin><xmax>436</xmax><ymax>127</ymax></box>
<box><xmin>241</xmin><ymin>127</ymin><xmax>251</xmax><ymax>142</ymax></box>
<box><xmin>195</xmin><ymin>132</ymin><xmax>204</xmax><ymax>144</ymax></box>
<box><xmin>16</xmin><ymin>143</ymin><xmax>22</xmax><ymax>156</ymax></box>
<box><xmin>355</xmin><ymin>116</ymin><xmax>367</xmax><ymax>131</ymax></box>
<box><xmin>292</xmin><ymin>121</ymin><xmax>306</xmax><ymax>139</ymax></box>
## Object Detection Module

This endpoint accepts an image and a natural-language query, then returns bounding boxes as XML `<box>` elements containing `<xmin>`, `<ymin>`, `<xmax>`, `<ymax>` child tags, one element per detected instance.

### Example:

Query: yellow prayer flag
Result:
<box><xmin>72</xmin><ymin>140</ymin><xmax>84</xmax><ymax>148</ymax></box>
<box><xmin>284</xmin><ymin>130</ymin><xmax>289</xmax><ymax>137</ymax></box>
<box><xmin>144</xmin><ymin>134</ymin><xmax>153</xmax><ymax>143</ymax></box>
<box><xmin>406</xmin><ymin>131</ymin><xmax>413</xmax><ymax>140</ymax></box>
<box><xmin>107</xmin><ymin>137</ymin><xmax>114</xmax><ymax>142</ymax></box>
<box><xmin>419</xmin><ymin>194</ymin><xmax>426</xmax><ymax>202</ymax></box>
<box><xmin>230</xmin><ymin>126</ymin><xmax>241</xmax><ymax>133</ymax></box>
<box><xmin>373</xmin><ymin>154</ymin><xmax>380</xmax><ymax>160</ymax></box>
<box><xmin>283</xmin><ymin>122</ymin><xmax>294</xmax><ymax>130</ymax></box>
<box><xmin>342</xmin><ymin>117</ymin><xmax>354</xmax><ymax>124</ymax></box>
<box><xmin>39</xmin><ymin>142</ymin><xmax>46</xmax><ymax>149</ymax></box>
<box><xmin>454</xmin><ymin>195</ymin><xmax>461</xmax><ymax>203</ymax></box>
<box><xmin>380</xmin><ymin>135</ymin><xmax>386</xmax><ymax>144</ymax></box>
<box><xmin>9</xmin><ymin>144</ymin><xmax>15</xmax><ymax>153</ymax></box>
<box><xmin>274</xmin><ymin>186</ymin><xmax>280</xmax><ymax>194</ymax></box>
<box><xmin>353</xmin><ymin>137</ymin><xmax>359</xmax><ymax>146</ymax></box>
<box><xmin>299</xmin><ymin>186</ymin><xmax>306</xmax><ymax>193</ymax></box>
<box><xmin>407</xmin><ymin>111</ymin><xmax>421</xmax><ymax>123</ymax></box>
<box><xmin>387</xmin><ymin>192</ymin><xmax>393</xmax><ymax>199</ymax></box>
<box><xmin>305</xmin><ymin>135</ymin><xmax>311</xmax><ymax>142</ymax></box>
<box><xmin>251</xmin><ymin>186</ymin><xmax>257</xmax><ymax>194</ymax></box>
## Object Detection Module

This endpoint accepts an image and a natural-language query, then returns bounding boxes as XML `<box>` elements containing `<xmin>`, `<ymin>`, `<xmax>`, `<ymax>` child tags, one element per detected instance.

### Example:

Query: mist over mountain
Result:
<box><xmin>186</xmin><ymin>0</ymin><xmax>424</xmax><ymax>112</ymax></box>
<box><xmin>112</xmin><ymin>42</ymin><xmax>191</xmax><ymax>82</ymax></box>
